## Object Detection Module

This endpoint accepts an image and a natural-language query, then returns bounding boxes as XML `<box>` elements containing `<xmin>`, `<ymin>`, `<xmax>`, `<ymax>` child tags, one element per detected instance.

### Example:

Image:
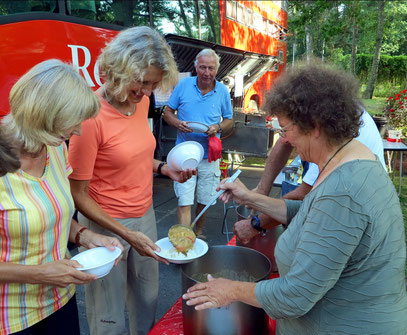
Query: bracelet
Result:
<box><xmin>157</xmin><ymin>161</ymin><xmax>166</xmax><ymax>175</ymax></box>
<box><xmin>75</xmin><ymin>227</ymin><xmax>88</xmax><ymax>246</ymax></box>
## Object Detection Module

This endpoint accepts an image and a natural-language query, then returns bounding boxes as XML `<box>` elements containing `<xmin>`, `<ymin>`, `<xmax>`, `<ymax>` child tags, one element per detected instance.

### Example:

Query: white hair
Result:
<box><xmin>194</xmin><ymin>49</ymin><xmax>220</xmax><ymax>69</ymax></box>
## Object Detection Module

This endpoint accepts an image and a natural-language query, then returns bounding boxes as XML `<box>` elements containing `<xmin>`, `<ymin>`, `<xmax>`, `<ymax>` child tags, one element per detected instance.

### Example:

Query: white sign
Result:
<box><xmin>234</xmin><ymin>74</ymin><xmax>244</xmax><ymax>97</ymax></box>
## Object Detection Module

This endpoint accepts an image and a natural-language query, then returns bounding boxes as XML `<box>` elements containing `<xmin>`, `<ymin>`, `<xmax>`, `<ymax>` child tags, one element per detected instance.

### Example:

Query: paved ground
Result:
<box><xmin>74</xmin><ymin>165</ymin><xmax>281</xmax><ymax>335</ymax></box>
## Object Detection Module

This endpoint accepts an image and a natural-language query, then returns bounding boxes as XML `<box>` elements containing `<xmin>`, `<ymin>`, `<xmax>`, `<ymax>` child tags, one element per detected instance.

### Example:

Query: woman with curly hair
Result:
<box><xmin>183</xmin><ymin>62</ymin><xmax>407</xmax><ymax>335</ymax></box>
<box><xmin>68</xmin><ymin>26</ymin><xmax>193</xmax><ymax>335</ymax></box>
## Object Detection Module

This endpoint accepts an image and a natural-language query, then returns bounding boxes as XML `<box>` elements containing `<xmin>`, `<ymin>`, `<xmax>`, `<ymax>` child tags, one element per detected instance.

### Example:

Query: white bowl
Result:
<box><xmin>154</xmin><ymin>237</ymin><xmax>208</xmax><ymax>264</ymax></box>
<box><xmin>71</xmin><ymin>247</ymin><xmax>122</xmax><ymax>278</ymax></box>
<box><xmin>166</xmin><ymin>141</ymin><xmax>204</xmax><ymax>171</ymax></box>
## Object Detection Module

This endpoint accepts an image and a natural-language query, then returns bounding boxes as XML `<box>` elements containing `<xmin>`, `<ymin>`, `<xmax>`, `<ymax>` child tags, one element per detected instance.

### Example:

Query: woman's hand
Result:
<box><xmin>217</xmin><ymin>178</ymin><xmax>252</xmax><ymax>205</ymax></box>
<box><xmin>163</xmin><ymin>164</ymin><xmax>196</xmax><ymax>183</ymax></box>
<box><xmin>79</xmin><ymin>229</ymin><xmax>124</xmax><ymax>266</ymax></box>
<box><xmin>182</xmin><ymin>275</ymin><xmax>236</xmax><ymax>310</ymax></box>
<box><xmin>126</xmin><ymin>230</ymin><xmax>170</xmax><ymax>265</ymax></box>
<box><xmin>35</xmin><ymin>259</ymin><xmax>98</xmax><ymax>288</ymax></box>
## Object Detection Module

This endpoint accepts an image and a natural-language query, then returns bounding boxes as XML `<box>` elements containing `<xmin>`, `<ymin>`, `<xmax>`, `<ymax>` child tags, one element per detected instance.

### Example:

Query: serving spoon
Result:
<box><xmin>168</xmin><ymin>169</ymin><xmax>242</xmax><ymax>254</ymax></box>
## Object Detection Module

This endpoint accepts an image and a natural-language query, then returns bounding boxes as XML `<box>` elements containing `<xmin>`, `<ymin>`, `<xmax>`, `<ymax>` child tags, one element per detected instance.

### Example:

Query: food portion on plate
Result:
<box><xmin>168</xmin><ymin>224</ymin><xmax>196</xmax><ymax>255</ymax></box>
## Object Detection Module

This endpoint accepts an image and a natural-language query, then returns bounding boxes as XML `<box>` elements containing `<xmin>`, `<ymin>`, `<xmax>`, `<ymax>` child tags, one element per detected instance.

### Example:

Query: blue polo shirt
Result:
<box><xmin>167</xmin><ymin>76</ymin><xmax>233</xmax><ymax>158</ymax></box>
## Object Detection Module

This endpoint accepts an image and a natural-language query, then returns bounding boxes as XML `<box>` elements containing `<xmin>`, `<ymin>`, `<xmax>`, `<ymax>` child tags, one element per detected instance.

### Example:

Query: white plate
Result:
<box><xmin>154</xmin><ymin>237</ymin><xmax>208</xmax><ymax>264</ymax></box>
<box><xmin>186</xmin><ymin>121</ymin><xmax>209</xmax><ymax>133</ymax></box>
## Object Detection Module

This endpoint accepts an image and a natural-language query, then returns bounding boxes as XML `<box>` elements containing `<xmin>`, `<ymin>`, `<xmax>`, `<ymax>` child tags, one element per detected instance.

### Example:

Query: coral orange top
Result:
<box><xmin>68</xmin><ymin>94</ymin><xmax>155</xmax><ymax>218</ymax></box>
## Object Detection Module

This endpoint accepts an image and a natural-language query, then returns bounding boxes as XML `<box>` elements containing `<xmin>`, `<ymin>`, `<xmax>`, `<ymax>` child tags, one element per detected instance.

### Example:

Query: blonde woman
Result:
<box><xmin>0</xmin><ymin>59</ymin><xmax>123</xmax><ymax>335</ymax></box>
<box><xmin>68</xmin><ymin>26</ymin><xmax>192</xmax><ymax>335</ymax></box>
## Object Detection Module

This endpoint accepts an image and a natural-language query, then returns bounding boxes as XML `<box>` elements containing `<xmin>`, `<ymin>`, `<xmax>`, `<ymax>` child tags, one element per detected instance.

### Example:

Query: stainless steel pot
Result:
<box><xmin>181</xmin><ymin>245</ymin><xmax>271</xmax><ymax>335</ymax></box>
<box><xmin>235</xmin><ymin>204</ymin><xmax>284</xmax><ymax>273</ymax></box>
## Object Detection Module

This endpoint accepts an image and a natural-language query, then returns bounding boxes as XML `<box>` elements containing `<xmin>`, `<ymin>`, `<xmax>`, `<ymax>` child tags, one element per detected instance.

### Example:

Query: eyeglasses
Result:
<box><xmin>274</xmin><ymin>122</ymin><xmax>294</xmax><ymax>137</ymax></box>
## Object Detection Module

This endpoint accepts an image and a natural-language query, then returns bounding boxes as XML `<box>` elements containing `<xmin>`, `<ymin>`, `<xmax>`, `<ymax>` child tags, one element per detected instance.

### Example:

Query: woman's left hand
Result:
<box><xmin>182</xmin><ymin>275</ymin><xmax>235</xmax><ymax>310</ymax></box>
<box><xmin>80</xmin><ymin>230</ymin><xmax>124</xmax><ymax>266</ymax></box>
<box><xmin>163</xmin><ymin>165</ymin><xmax>196</xmax><ymax>183</ymax></box>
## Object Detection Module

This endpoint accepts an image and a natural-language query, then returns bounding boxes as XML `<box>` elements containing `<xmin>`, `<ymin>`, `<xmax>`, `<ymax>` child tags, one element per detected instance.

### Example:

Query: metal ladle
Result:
<box><xmin>168</xmin><ymin>169</ymin><xmax>242</xmax><ymax>255</ymax></box>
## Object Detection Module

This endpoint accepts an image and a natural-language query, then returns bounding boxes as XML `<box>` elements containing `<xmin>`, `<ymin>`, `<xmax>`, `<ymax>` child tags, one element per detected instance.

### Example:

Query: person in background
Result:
<box><xmin>0</xmin><ymin>59</ymin><xmax>123</xmax><ymax>335</ymax></box>
<box><xmin>0</xmin><ymin>128</ymin><xmax>20</xmax><ymax>176</ymax></box>
<box><xmin>163</xmin><ymin>49</ymin><xmax>234</xmax><ymax>239</ymax></box>
<box><xmin>183</xmin><ymin>62</ymin><xmax>407</xmax><ymax>334</ymax></box>
<box><xmin>68</xmin><ymin>26</ymin><xmax>192</xmax><ymax>335</ymax></box>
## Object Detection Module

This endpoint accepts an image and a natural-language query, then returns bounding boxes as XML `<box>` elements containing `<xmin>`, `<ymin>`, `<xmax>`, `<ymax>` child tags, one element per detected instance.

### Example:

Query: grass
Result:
<box><xmin>362</xmin><ymin>97</ymin><xmax>387</xmax><ymax>116</ymax></box>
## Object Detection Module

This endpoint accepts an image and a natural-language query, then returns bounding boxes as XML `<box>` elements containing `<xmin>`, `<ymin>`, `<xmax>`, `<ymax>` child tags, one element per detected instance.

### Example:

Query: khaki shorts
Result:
<box><xmin>174</xmin><ymin>159</ymin><xmax>221</xmax><ymax>206</ymax></box>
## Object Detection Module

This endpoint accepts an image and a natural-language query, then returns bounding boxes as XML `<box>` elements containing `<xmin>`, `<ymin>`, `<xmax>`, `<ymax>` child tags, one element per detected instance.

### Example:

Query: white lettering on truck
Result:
<box><xmin>68</xmin><ymin>44</ymin><xmax>102</xmax><ymax>87</ymax></box>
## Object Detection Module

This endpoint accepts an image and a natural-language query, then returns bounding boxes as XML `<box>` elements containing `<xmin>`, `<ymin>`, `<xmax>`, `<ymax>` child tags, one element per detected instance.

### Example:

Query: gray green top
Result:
<box><xmin>255</xmin><ymin>159</ymin><xmax>407</xmax><ymax>334</ymax></box>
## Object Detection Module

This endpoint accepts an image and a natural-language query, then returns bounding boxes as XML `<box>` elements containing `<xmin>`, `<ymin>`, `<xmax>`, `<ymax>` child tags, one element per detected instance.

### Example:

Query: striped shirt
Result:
<box><xmin>0</xmin><ymin>143</ymin><xmax>75</xmax><ymax>334</ymax></box>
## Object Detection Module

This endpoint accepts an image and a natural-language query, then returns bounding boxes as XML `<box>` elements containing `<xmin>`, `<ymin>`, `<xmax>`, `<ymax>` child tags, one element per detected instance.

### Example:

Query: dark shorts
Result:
<box><xmin>13</xmin><ymin>295</ymin><xmax>80</xmax><ymax>335</ymax></box>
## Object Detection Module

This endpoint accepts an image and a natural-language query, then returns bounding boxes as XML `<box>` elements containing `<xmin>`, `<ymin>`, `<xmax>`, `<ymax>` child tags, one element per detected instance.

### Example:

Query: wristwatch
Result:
<box><xmin>251</xmin><ymin>215</ymin><xmax>266</xmax><ymax>234</ymax></box>
<box><xmin>217</xmin><ymin>123</ymin><xmax>222</xmax><ymax>133</ymax></box>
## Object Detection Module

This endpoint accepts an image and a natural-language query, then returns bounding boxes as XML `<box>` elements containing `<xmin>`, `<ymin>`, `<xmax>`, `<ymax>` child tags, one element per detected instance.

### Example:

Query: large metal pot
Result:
<box><xmin>181</xmin><ymin>245</ymin><xmax>271</xmax><ymax>335</ymax></box>
<box><xmin>235</xmin><ymin>204</ymin><xmax>284</xmax><ymax>273</ymax></box>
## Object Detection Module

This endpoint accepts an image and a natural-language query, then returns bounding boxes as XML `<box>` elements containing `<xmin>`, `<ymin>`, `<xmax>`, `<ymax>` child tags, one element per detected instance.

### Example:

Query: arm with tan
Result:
<box><xmin>282</xmin><ymin>182</ymin><xmax>312</xmax><ymax>200</ymax></box>
<box><xmin>0</xmin><ymin>260</ymin><xmax>99</xmax><ymax>288</ymax></box>
<box><xmin>218</xmin><ymin>179</ymin><xmax>288</xmax><ymax>225</ymax></box>
<box><xmin>69</xmin><ymin>178</ymin><xmax>169</xmax><ymax>264</ymax></box>
<box><xmin>254</xmin><ymin>138</ymin><xmax>293</xmax><ymax>196</ymax></box>
<box><xmin>0</xmin><ymin>222</ymin><xmax>103</xmax><ymax>287</ymax></box>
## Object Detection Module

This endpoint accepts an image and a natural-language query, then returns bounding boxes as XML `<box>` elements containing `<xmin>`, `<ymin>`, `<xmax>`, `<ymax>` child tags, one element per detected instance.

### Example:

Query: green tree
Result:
<box><xmin>363</xmin><ymin>0</ymin><xmax>386</xmax><ymax>99</ymax></box>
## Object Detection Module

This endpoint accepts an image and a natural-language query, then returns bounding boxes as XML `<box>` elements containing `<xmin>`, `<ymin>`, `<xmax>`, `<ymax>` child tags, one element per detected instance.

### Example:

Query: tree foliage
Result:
<box><xmin>2</xmin><ymin>0</ymin><xmax>406</xmax><ymax>95</ymax></box>
<box><xmin>92</xmin><ymin>0</ymin><xmax>221</xmax><ymax>42</ymax></box>
<box><xmin>286</xmin><ymin>0</ymin><xmax>407</xmax><ymax>95</ymax></box>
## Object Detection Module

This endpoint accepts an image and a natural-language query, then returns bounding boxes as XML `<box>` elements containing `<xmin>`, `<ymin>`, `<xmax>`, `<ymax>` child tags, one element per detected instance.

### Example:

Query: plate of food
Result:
<box><xmin>186</xmin><ymin>121</ymin><xmax>209</xmax><ymax>133</ymax></box>
<box><xmin>154</xmin><ymin>237</ymin><xmax>208</xmax><ymax>264</ymax></box>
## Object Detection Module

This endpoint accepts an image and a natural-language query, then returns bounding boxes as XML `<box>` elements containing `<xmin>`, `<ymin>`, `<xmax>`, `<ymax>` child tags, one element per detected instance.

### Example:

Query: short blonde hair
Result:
<box><xmin>98</xmin><ymin>26</ymin><xmax>179</xmax><ymax>102</ymax></box>
<box><xmin>3</xmin><ymin>59</ymin><xmax>100</xmax><ymax>153</ymax></box>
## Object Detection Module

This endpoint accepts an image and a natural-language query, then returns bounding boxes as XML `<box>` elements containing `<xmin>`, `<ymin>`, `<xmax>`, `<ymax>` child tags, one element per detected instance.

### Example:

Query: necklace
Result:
<box><xmin>318</xmin><ymin>138</ymin><xmax>353</xmax><ymax>177</ymax></box>
<box><xmin>103</xmin><ymin>86</ymin><xmax>136</xmax><ymax>116</ymax></box>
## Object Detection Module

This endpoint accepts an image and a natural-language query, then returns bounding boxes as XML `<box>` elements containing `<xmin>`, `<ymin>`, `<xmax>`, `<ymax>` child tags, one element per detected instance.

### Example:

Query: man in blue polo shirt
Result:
<box><xmin>163</xmin><ymin>49</ymin><xmax>233</xmax><ymax>238</ymax></box>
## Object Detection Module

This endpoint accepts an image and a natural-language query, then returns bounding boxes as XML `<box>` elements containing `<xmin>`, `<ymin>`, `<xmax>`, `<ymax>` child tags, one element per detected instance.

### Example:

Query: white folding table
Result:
<box><xmin>382</xmin><ymin>139</ymin><xmax>407</xmax><ymax>196</ymax></box>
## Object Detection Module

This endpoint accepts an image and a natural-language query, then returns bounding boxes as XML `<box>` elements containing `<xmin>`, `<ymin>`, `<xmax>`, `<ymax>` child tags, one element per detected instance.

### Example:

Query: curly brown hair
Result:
<box><xmin>263</xmin><ymin>60</ymin><xmax>363</xmax><ymax>146</ymax></box>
